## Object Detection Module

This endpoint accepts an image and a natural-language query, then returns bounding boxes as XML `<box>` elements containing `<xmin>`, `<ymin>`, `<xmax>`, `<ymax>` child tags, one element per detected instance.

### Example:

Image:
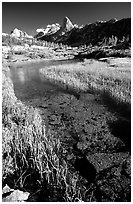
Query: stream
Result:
<box><xmin>9</xmin><ymin>58</ymin><xmax>131</xmax><ymax>202</ymax></box>
<box><xmin>9</xmin><ymin>59</ymin><xmax>80</xmax><ymax>101</ymax></box>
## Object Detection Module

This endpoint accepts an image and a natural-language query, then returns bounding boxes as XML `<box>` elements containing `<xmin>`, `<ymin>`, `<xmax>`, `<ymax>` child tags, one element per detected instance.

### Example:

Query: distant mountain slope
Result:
<box><xmin>35</xmin><ymin>16</ymin><xmax>75</xmax><ymax>41</ymax></box>
<box><xmin>11</xmin><ymin>28</ymin><xmax>33</xmax><ymax>39</ymax></box>
<box><xmin>36</xmin><ymin>23</ymin><xmax>61</xmax><ymax>38</ymax></box>
<box><xmin>35</xmin><ymin>17</ymin><xmax>131</xmax><ymax>47</ymax></box>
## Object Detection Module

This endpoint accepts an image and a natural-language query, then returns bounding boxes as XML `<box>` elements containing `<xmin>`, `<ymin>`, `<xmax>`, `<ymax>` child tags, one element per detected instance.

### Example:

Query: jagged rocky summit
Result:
<box><xmin>62</xmin><ymin>16</ymin><xmax>74</xmax><ymax>32</ymax></box>
<box><xmin>11</xmin><ymin>28</ymin><xmax>33</xmax><ymax>39</ymax></box>
<box><xmin>35</xmin><ymin>16</ymin><xmax>75</xmax><ymax>41</ymax></box>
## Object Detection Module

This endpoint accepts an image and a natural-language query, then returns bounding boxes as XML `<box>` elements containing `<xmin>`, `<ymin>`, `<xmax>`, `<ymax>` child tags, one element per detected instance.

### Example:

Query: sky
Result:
<box><xmin>2</xmin><ymin>2</ymin><xmax>131</xmax><ymax>36</ymax></box>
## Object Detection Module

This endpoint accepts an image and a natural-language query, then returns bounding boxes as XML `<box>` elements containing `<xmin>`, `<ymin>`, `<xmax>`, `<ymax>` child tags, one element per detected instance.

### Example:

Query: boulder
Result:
<box><xmin>2</xmin><ymin>185</ymin><xmax>30</xmax><ymax>202</ymax></box>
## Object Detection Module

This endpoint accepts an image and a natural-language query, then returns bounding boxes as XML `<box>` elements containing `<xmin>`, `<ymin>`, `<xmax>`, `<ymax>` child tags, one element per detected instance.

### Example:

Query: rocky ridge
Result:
<box><xmin>3</xmin><ymin>17</ymin><xmax>131</xmax><ymax>49</ymax></box>
<box><xmin>35</xmin><ymin>17</ymin><xmax>131</xmax><ymax>47</ymax></box>
<box><xmin>36</xmin><ymin>23</ymin><xmax>60</xmax><ymax>37</ymax></box>
<box><xmin>35</xmin><ymin>16</ymin><xmax>75</xmax><ymax>41</ymax></box>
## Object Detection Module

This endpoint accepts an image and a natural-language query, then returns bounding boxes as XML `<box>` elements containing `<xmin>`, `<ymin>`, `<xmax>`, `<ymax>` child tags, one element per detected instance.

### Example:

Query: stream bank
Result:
<box><xmin>3</xmin><ymin>58</ymin><xmax>131</xmax><ymax>201</ymax></box>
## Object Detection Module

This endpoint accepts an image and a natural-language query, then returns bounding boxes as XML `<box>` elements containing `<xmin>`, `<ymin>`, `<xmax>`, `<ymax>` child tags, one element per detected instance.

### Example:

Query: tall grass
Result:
<box><xmin>2</xmin><ymin>67</ymin><xmax>85</xmax><ymax>201</ymax></box>
<box><xmin>40</xmin><ymin>59</ymin><xmax>131</xmax><ymax>105</ymax></box>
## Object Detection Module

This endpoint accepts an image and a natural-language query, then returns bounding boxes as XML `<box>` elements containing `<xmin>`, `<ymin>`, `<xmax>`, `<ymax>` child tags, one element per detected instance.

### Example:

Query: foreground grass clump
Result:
<box><xmin>40</xmin><ymin>59</ymin><xmax>131</xmax><ymax>105</ymax></box>
<box><xmin>2</xmin><ymin>70</ymin><xmax>85</xmax><ymax>201</ymax></box>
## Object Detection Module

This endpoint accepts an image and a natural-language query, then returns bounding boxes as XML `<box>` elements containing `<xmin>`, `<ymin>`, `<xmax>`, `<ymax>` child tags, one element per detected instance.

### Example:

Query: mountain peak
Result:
<box><xmin>64</xmin><ymin>16</ymin><xmax>69</xmax><ymax>20</ymax></box>
<box><xmin>35</xmin><ymin>16</ymin><xmax>74</xmax><ymax>39</ymax></box>
<box><xmin>11</xmin><ymin>28</ymin><xmax>33</xmax><ymax>38</ymax></box>
<box><xmin>62</xmin><ymin>16</ymin><xmax>74</xmax><ymax>32</ymax></box>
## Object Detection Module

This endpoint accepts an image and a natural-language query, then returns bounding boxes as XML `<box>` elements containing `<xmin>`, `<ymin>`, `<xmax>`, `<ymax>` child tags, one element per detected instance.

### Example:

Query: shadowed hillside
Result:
<box><xmin>35</xmin><ymin>17</ymin><xmax>131</xmax><ymax>47</ymax></box>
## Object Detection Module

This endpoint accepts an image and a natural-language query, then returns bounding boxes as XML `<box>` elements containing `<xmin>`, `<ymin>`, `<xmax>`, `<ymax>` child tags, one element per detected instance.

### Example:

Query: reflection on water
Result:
<box><xmin>17</xmin><ymin>69</ymin><xmax>25</xmax><ymax>84</ymax></box>
<box><xmin>10</xmin><ymin>59</ymin><xmax>79</xmax><ymax>101</ymax></box>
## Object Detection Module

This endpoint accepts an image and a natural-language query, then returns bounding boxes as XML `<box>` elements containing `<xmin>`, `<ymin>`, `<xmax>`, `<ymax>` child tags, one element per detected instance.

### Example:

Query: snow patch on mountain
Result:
<box><xmin>35</xmin><ymin>16</ymin><xmax>75</xmax><ymax>39</ymax></box>
<box><xmin>11</xmin><ymin>28</ymin><xmax>33</xmax><ymax>38</ymax></box>
<box><xmin>36</xmin><ymin>23</ymin><xmax>61</xmax><ymax>36</ymax></box>
<box><xmin>2</xmin><ymin>33</ymin><xmax>8</xmax><ymax>36</ymax></box>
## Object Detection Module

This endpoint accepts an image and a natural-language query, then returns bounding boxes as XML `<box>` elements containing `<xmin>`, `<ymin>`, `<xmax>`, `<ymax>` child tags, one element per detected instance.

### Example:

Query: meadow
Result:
<box><xmin>40</xmin><ymin>58</ymin><xmax>131</xmax><ymax>106</ymax></box>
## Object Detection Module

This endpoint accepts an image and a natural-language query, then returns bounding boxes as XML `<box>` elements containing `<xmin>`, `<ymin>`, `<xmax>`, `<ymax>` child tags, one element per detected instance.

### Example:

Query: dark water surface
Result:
<box><xmin>10</xmin><ymin>59</ymin><xmax>80</xmax><ymax>101</ymax></box>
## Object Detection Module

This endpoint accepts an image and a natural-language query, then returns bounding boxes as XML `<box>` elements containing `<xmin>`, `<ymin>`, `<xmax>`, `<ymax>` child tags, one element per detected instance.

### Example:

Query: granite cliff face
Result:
<box><xmin>35</xmin><ymin>17</ymin><xmax>131</xmax><ymax>47</ymax></box>
<box><xmin>61</xmin><ymin>16</ymin><xmax>74</xmax><ymax>32</ymax></box>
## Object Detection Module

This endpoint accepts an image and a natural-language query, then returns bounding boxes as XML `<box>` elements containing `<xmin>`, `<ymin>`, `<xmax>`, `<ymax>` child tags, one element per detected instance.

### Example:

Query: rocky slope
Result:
<box><xmin>35</xmin><ymin>17</ymin><xmax>131</xmax><ymax>47</ymax></box>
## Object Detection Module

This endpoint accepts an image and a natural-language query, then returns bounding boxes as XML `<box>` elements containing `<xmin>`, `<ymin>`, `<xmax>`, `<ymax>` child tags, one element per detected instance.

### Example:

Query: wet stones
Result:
<box><xmin>76</xmin><ymin>133</ymin><xmax>125</xmax><ymax>155</ymax></box>
<box><xmin>86</xmin><ymin>152</ymin><xmax>130</xmax><ymax>173</ymax></box>
<box><xmin>94</xmin><ymin>163</ymin><xmax>131</xmax><ymax>202</ymax></box>
<box><xmin>24</xmin><ymin>90</ymin><xmax>130</xmax><ymax>201</ymax></box>
<box><xmin>49</xmin><ymin>114</ymin><xmax>61</xmax><ymax>125</ymax></box>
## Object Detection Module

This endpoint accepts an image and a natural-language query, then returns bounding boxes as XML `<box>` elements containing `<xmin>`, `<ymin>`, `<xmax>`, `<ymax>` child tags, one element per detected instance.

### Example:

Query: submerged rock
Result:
<box><xmin>74</xmin><ymin>157</ymin><xmax>96</xmax><ymax>182</ymax></box>
<box><xmin>87</xmin><ymin>152</ymin><xmax>130</xmax><ymax>172</ymax></box>
<box><xmin>95</xmin><ymin>163</ymin><xmax>131</xmax><ymax>202</ymax></box>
